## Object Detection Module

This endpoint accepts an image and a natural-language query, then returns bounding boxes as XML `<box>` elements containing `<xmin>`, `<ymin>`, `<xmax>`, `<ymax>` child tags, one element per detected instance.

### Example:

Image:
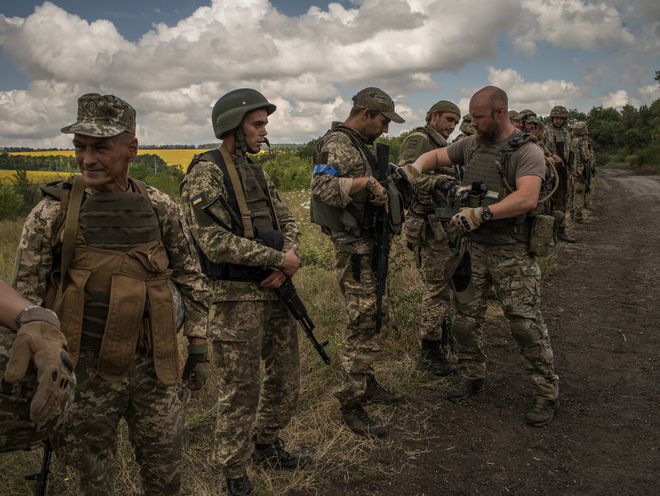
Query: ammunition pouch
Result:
<box><xmin>404</xmin><ymin>213</ymin><xmax>426</xmax><ymax>247</ymax></box>
<box><xmin>197</xmin><ymin>226</ymin><xmax>283</xmax><ymax>282</ymax></box>
<box><xmin>528</xmin><ymin>214</ymin><xmax>555</xmax><ymax>257</ymax></box>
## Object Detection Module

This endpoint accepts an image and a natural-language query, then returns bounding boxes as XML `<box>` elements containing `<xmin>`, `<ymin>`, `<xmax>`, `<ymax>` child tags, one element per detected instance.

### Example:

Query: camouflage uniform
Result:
<box><xmin>453</xmin><ymin>114</ymin><xmax>474</xmax><ymax>142</ymax></box>
<box><xmin>569</xmin><ymin>122</ymin><xmax>595</xmax><ymax>222</ymax></box>
<box><xmin>544</xmin><ymin>111</ymin><xmax>573</xmax><ymax>222</ymax></box>
<box><xmin>180</xmin><ymin>151</ymin><xmax>301</xmax><ymax>479</ymax></box>
<box><xmin>13</xmin><ymin>94</ymin><xmax>210</xmax><ymax>496</ymax></box>
<box><xmin>398</xmin><ymin>125</ymin><xmax>456</xmax><ymax>344</ymax></box>
<box><xmin>446</xmin><ymin>133</ymin><xmax>559</xmax><ymax>403</ymax></box>
<box><xmin>311</xmin><ymin>124</ymin><xmax>384</xmax><ymax>405</ymax></box>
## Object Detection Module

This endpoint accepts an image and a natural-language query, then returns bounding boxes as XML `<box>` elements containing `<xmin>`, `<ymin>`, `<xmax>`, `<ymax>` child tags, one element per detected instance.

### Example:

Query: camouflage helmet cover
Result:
<box><xmin>0</xmin><ymin>327</ymin><xmax>72</xmax><ymax>452</ymax></box>
<box><xmin>571</xmin><ymin>121</ymin><xmax>588</xmax><ymax>136</ymax></box>
<box><xmin>212</xmin><ymin>88</ymin><xmax>276</xmax><ymax>139</ymax></box>
<box><xmin>550</xmin><ymin>105</ymin><xmax>569</xmax><ymax>119</ymax></box>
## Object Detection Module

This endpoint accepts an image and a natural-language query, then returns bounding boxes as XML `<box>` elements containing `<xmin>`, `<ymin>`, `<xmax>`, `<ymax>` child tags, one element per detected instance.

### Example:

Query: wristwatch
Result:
<box><xmin>481</xmin><ymin>206</ymin><xmax>493</xmax><ymax>222</ymax></box>
<box><xmin>15</xmin><ymin>306</ymin><xmax>60</xmax><ymax>329</ymax></box>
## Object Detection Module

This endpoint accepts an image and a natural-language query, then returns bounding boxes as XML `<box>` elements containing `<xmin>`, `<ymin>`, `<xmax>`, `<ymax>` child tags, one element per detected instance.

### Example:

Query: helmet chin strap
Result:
<box><xmin>236</xmin><ymin>128</ymin><xmax>249</xmax><ymax>156</ymax></box>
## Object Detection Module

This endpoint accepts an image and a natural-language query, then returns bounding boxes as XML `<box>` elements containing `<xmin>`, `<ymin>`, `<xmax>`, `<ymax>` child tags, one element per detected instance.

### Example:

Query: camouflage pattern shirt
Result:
<box><xmin>544</xmin><ymin>125</ymin><xmax>572</xmax><ymax>164</ymax></box>
<box><xmin>310</xmin><ymin>125</ymin><xmax>375</xmax><ymax>254</ymax></box>
<box><xmin>180</xmin><ymin>151</ymin><xmax>300</xmax><ymax>302</ymax></box>
<box><xmin>14</xmin><ymin>182</ymin><xmax>210</xmax><ymax>339</ymax></box>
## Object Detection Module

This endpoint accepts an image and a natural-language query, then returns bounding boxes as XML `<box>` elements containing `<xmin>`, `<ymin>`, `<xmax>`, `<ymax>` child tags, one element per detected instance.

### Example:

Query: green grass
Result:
<box><xmin>0</xmin><ymin>187</ymin><xmax>569</xmax><ymax>495</ymax></box>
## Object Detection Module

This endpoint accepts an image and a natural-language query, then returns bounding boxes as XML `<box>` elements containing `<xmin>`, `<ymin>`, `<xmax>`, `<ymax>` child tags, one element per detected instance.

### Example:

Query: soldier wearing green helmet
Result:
<box><xmin>181</xmin><ymin>88</ymin><xmax>310</xmax><ymax>496</ymax></box>
<box><xmin>397</xmin><ymin>100</ymin><xmax>461</xmax><ymax>378</ymax></box>
<box><xmin>569</xmin><ymin>121</ymin><xmax>596</xmax><ymax>222</ymax></box>
<box><xmin>454</xmin><ymin>113</ymin><xmax>475</xmax><ymax>142</ymax></box>
<box><xmin>544</xmin><ymin>105</ymin><xmax>575</xmax><ymax>242</ymax></box>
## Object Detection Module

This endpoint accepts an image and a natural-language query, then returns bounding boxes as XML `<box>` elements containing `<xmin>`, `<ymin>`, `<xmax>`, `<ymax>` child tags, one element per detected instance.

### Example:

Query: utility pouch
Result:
<box><xmin>403</xmin><ymin>214</ymin><xmax>426</xmax><ymax>248</ymax></box>
<box><xmin>528</xmin><ymin>215</ymin><xmax>555</xmax><ymax>257</ymax></box>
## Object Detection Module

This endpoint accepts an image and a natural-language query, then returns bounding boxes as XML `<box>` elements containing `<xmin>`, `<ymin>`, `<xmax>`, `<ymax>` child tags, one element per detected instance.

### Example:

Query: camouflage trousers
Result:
<box><xmin>550</xmin><ymin>165</ymin><xmax>569</xmax><ymax>214</ymax></box>
<box><xmin>210</xmin><ymin>299</ymin><xmax>299</xmax><ymax>479</ymax></box>
<box><xmin>570</xmin><ymin>176</ymin><xmax>588</xmax><ymax>221</ymax></box>
<box><xmin>419</xmin><ymin>234</ymin><xmax>453</xmax><ymax>342</ymax></box>
<box><xmin>333</xmin><ymin>250</ymin><xmax>386</xmax><ymax>406</ymax></box>
<box><xmin>55</xmin><ymin>349</ymin><xmax>183</xmax><ymax>496</ymax></box>
<box><xmin>452</xmin><ymin>242</ymin><xmax>559</xmax><ymax>401</ymax></box>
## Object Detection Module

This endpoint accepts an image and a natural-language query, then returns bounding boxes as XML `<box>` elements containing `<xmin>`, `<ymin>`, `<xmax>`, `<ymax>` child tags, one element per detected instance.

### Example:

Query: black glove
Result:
<box><xmin>181</xmin><ymin>342</ymin><xmax>211</xmax><ymax>390</ymax></box>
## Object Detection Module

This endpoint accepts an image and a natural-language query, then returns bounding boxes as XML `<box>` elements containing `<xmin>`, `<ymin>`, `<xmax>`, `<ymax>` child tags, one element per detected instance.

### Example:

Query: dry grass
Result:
<box><xmin>0</xmin><ymin>188</ymin><xmax>564</xmax><ymax>495</ymax></box>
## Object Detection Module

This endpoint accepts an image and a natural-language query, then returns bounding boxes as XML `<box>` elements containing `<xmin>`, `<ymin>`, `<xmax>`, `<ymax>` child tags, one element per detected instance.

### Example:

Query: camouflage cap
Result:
<box><xmin>425</xmin><ymin>100</ymin><xmax>460</xmax><ymax>122</ymax></box>
<box><xmin>61</xmin><ymin>93</ymin><xmax>136</xmax><ymax>137</ymax></box>
<box><xmin>508</xmin><ymin>110</ymin><xmax>519</xmax><ymax>119</ymax></box>
<box><xmin>352</xmin><ymin>87</ymin><xmax>405</xmax><ymax>124</ymax></box>
<box><xmin>514</xmin><ymin>109</ymin><xmax>537</xmax><ymax>121</ymax></box>
<box><xmin>526</xmin><ymin>116</ymin><xmax>543</xmax><ymax>126</ymax></box>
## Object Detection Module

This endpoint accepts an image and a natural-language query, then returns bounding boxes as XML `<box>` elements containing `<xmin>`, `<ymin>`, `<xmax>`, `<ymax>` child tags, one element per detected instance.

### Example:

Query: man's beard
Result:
<box><xmin>476</xmin><ymin>124</ymin><xmax>498</xmax><ymax>145</ymax></box>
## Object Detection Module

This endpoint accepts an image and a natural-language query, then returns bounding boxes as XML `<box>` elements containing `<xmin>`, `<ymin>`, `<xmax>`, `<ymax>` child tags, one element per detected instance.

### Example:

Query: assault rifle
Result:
<box><xmin>25</xmin><ymin>440</ymin><xmax>52</xmax><ymax>496</ymax></box>
<box><xmin>373</xmin><ymin>142</ymin><xmax>391</xmax><ymax>333</ymax></box>
<box><xmin>201</xmin><ymin>195</ymin><xmax>330</xmax><ymax>365</ymax></box>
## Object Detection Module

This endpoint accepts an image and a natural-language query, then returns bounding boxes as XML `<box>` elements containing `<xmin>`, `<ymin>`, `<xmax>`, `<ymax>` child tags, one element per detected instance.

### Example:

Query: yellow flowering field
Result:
<box><xmin>0</xmin><ymin>169</ymin><xmax>71</xmax><ymax>184</ymax></box>
<box><xmin>9</xmin><ymin>149</ymin><xmax>212</xmax><ymax>169</ymax></box>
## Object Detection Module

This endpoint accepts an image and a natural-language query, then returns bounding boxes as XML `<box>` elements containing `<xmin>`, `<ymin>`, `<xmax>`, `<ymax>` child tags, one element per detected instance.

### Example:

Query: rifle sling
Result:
<box><xmin>219</xmin><ymin>143</ymin><xmax>254</xmax><ymax>240</ymax></box>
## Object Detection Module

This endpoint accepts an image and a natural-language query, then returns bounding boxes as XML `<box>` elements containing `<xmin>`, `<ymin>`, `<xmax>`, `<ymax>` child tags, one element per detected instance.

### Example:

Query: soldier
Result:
<box><xmin>397</xmin><ymin>100</ymin><xmax>461</xmax><ymax>377</ymax></box>
<box><xmin>0</xmin><ymin>280</ymin><xmax>73</xmax><ymax>452</ymax></box>
<box><xmin>453</xmin><ymin>113</ymin><xmax>475</xmax><ymax>142</ymax></box>
<box><xmin>310</xmin><ymin>87</ymin><xmax>409</xmax><ymax>437</ymax></box>
<box><xmin>180</xmin><ymin>89</ymin><xmax>310</xmax><ymax>496</ymax></box>
<box><xmin>13</xmin><ymin>93</ymin><xmax>211</xmax><ymax>495</ymax></box>
<box><xmin>410</xmin><ymin>86</ymin><xmax>560</xmax><ymax>427</ymax></box>
<box><xmin>544</xmin><ymin>105</ymin><xmax>575</xmax><ymax>242</ymax></box>
<box><xmin>510</xmin><ymin>111</ymin><xmax>523</xmax><ymax>131</ymax></box>
<box><xmin>569</xmin><ymin>121</ymin><xmax>595</xmax><ymax>223</ymax></box>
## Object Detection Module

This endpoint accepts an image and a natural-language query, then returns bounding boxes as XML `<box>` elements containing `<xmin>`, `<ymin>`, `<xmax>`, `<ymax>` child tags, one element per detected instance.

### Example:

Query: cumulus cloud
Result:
<box><xmin>0</xmin><ymin>0</ymin><xmax>655</xmax><ymax>146</ymax></box>
<box><xmin>513</xmin><ymin>0</ymin><xmax>635</xmax><ymax>55</ymax></box>
<box><xmin>602</xmin><ymin>90</ymin><xmax>635</xmax><ymax>108</ymax></box>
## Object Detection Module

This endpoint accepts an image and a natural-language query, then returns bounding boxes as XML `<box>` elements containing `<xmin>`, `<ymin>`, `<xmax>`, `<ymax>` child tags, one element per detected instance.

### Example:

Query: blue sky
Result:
<box><xmin>0</xmin><ymin>0</ymin><xmax>658</xmax><ymax>147</ymax></box>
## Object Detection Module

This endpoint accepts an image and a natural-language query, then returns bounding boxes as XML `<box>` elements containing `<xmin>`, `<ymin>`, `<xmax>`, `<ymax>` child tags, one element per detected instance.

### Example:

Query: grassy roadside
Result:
<box><xmin>0</xmin><ymin>187</ymin><xmax>569</xmax><ymax>495</ymax></box>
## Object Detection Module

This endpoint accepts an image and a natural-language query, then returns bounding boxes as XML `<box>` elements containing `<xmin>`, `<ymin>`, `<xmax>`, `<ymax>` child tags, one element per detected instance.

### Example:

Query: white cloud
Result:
<box><xmin>0</xmin><ymin>0</ymin><xmax>655</xmax><ymax>146</ymax></box>
<box><xmin>602</xmin><ymin>89</ymin><xmax>636</xmax><ymax>108</ymax></box>
<box><xmin>513</xmin><ymin>0</ymin><xmax>635</xmax><ymax>55</ymax></box>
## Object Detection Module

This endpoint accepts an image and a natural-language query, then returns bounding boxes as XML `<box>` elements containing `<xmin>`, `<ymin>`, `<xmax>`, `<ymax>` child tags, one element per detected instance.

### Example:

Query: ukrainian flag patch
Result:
<box><xmin>191</xmin><ymin>194</ymin><xmax>204</xmax><ymax>206</ymax></box>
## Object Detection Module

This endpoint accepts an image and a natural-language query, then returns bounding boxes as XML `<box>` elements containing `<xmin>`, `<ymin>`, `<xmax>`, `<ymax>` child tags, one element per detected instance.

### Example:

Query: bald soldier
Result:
<box><xmin>409</xmin><ymin>86</ymin><xmax>560</xmax><ymax>427</ymax></box>
<box><xmin>13</xmin><ymin>93</ymin><xmax>210</xmax><ymax>495</ymax></box>
<box><xmin>398</xmin><ymin>100</ymin><xmax>461</xmax><ymax>377</ymax></box>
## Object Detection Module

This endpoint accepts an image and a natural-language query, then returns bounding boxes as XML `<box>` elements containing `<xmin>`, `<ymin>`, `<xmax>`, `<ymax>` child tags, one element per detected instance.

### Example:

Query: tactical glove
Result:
<box><xmin>433</xmin><ymin>175</ymin><xmax>459</xmax><ymax>195</ymax></box>
<box><xmin>366</xmin><ymin>176</ymin><xmax>388</xmax><ymax>207</ymax></box>
<box><xmin>4</xmin><ymin>307</ymin><xmax>74</xmax><ymax>429</ymax></box>
<box><xmin>182</xmin><ymin>342</ymin><xmax>211</xmax><ymax>390</ymax></box>
<box><xmin>451</xmin><ymin>207</ymin><xmax>484</xmax><ymax>232</ymax></box>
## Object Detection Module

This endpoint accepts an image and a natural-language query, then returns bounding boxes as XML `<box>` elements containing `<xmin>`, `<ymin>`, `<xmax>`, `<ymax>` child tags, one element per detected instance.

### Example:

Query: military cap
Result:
<box><xmin>514</xmin><ymin>109</ymin><xmax>537</xmax><ymax>121</ymax></box>
<box><xmin>508</xmin><ymin>110</ymin><xmax>519</xmax><ymax>119</ymax></box>
<box><xmin>61</xmin><ymin>93</ymin><xmax>136</xmax><ymax>137</ymax></box>
<box><xmin>526</xmin><ymin>116</ymin><xmax>543</xmax><ymax>126</ymax></box>
<box><xmin>352</xmin><ymin>87</ymin><xmax>405</xmax><ymax>123</ymax></box>
<box><xmin>425</xmin><ymin>100</ymin><xmax>461</xmax><ymax>122</ymax></box>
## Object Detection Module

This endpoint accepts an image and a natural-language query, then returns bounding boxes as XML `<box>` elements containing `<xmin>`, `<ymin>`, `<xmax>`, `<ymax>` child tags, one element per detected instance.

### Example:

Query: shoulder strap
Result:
<box><xmin>218</xmin><ymin>144</ymin><xmax>254</xmax><ymax>240</ymax></box>
<box><xmin>58</xmin><ymin>175</ymin><xmax>85</xmax><ymax>297</ymax></box>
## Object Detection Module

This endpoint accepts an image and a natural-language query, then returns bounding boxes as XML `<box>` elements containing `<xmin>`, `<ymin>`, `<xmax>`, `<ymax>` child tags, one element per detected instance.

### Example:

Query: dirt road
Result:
<box><xmin>316</xmin><ymin>168</ymin><xmax>660</xmax><ymax>496</ymax></box>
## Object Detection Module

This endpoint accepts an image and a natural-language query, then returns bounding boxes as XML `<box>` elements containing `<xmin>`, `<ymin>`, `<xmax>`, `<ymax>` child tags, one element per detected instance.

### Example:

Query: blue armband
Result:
<box><xmin>313</xmin><ymin>164</ymin><xmax>340</xmax><ymax>177</ymax></box>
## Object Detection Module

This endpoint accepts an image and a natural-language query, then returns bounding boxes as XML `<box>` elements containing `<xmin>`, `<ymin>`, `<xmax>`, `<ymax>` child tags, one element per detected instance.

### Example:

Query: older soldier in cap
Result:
<box><xmin>0</xmin><ymin>280</ymin><xmax>73</xmax><ymax>452</ymax></box>
<box><xmin>544</xmin><ymin>105</ymin><xmax>575</xmax><ymax>242</ymax></box>
<box><xmin>398</xmin><ymin>100</ymin><xmax>461</xmax><ymax>377</ymax></box>
<box><xmin>409</xmin><ymin>86</ymin><xmax>560</xmax><ymax>427</ymax></box>
<box><xmin>311</xmin><ymin>87</ymin><xmax>410</xmax><ymax>437</ymax></box>
<box><xmin>180</xmin><ymin>89</ymin><xmax>309</xmax><ymax>496</ymax></box>
<box><xmin>13</xmin><ymin>93</ymin><xmax>210</xmax><ymax>495</ymax></box>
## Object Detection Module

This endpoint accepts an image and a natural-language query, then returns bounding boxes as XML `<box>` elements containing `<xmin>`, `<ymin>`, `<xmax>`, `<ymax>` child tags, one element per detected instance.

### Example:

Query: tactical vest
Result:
<box><xmin>42</xmin><ymin>176</ymin><xmax>180</xmax><ymax>386</ymax></box>
<box><xmin>310</xmin><ymin>124</ymin><xmax>408</xmax><ymax>238</ymax></box>
<box><xmin>186</xmin><ymin>148</ymin><xmax>282</xmax><ymax>281</ymax></box>
<box><xmin>462</xmin><ymin>133</ymin><xmax>537</xmax><ymax>245</ymax></box>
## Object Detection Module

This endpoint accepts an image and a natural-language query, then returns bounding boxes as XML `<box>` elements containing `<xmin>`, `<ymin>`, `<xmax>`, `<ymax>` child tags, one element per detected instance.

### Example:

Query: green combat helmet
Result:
<box><xmin>550</xmin><ymin>105</ymin><xmax>569</xmax><ymax>119</ymax></box>
<box><xmin>211</xmin><ymin>88</ymin><xmax>276</xmax><ymax>139</ymax></box>
<box><xmin>571</xmin><ymin>121</ymin><xmax>588</xmax><ymax>136</ymax></box>
<box><xmin>459</xmin><ymin>114</ymin><xmax>474</xmax><ymax>135</ymax></box>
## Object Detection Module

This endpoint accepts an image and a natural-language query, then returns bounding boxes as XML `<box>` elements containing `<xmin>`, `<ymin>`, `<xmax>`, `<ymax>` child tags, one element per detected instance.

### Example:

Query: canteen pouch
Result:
<box><xmin>528</xmin><ymin>215</ymin><xmax>555</xmax><ymax>257</ymax></box>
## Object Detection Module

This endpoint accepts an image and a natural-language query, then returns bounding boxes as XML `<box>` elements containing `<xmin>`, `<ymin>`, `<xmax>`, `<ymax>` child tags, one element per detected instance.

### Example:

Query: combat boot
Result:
<box><xmin>418</xmin><ymin>339</ymin><xmax>457</xmax><ymax>377</ymax></box>
<box><xmin>252</xmin><ymin>438</ymin><xmax>312</xmax><ymax>469</ymax></box>
<box><xmin>360</xmin><ymin>376</ymin><xmax>404</xmax><ymax>404</ymax></box>
<box><xmin>557</xmin><ymin>225</ymin><xmax>576</xmax><ymax>243</ymax></box>
<box><xmin>446</xmin><ymin>376</ymin><xmax>485</xmax><ymax>401</ymax></box>
<box><xmin>340</xmin><ymin>402</ymin><xmax>386</xmax><ymax>438</ymax></box>
<box><xmin>526</xmin><ymin>398</ymin><xmax>559</xmax><ymax>427</ymax></box>
<box><xmin>226</xmin><ymin>475</ymin><xmax>252</xmax><ymax>496</ymax></box>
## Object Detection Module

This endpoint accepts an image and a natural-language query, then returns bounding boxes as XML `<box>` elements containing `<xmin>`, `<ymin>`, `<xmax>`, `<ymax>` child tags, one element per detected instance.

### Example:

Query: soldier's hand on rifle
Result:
<box><xmin>366</xmin><ymin>176</ymin><xmax>389</xmax><ymax>211</ymax></box>
<box><xmin>261</xmin><ymin>269</ymin><xmax>287</xmax><ymax>289</ymax></box>
<box><xmin>451</xmin><ymin>207</ymin><xmax>484</xmax><ymax>232</ymax></box>
<box><xmin>4</xmin><ymin>307</ymin><xmax>74</xmax><ymax>429</ymax></box>
<box><xmin>552</xmin><ymin>154</ymin><xmax>563</xmax><ymax>167</ymax></box>
<box><xmin>280</xmin><ymin>244</ymin><xmax>302</xmax><ymax>277</ymax></box>
<box><xmin>182</xmin><ymin>340</ymin><xmax>211</xmax><ymax>390</ymax></box>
